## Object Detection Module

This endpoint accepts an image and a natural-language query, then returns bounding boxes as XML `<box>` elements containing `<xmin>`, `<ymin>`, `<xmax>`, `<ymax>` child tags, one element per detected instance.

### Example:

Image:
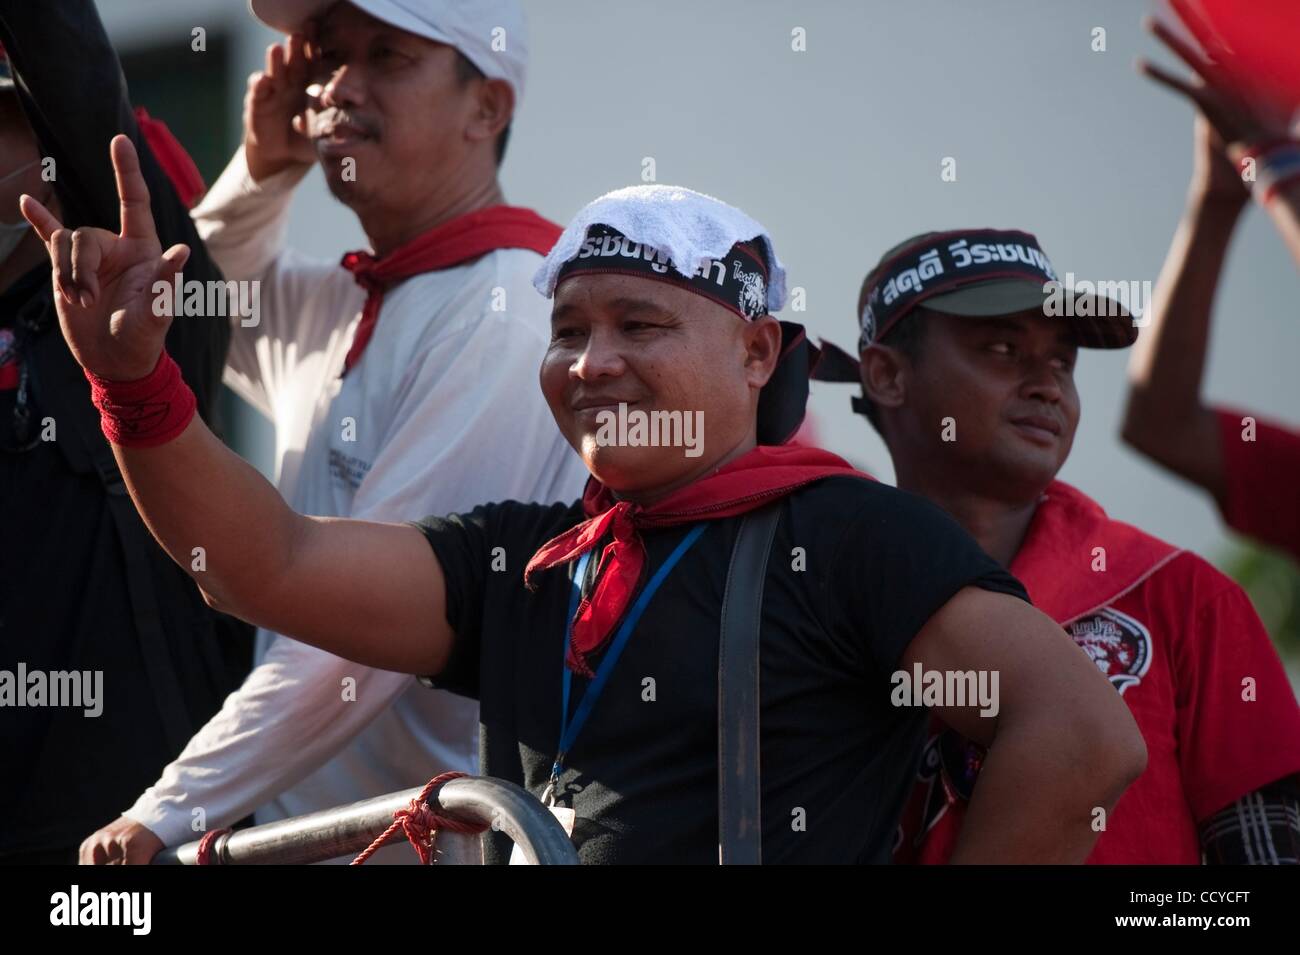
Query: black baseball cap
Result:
<box><xmin>811</xmin><ymin>228</ymin><xmax>1139</xmax><ymax>386</ymax></box>
<box><xmin>856</xmin><ymin>229</ymin><xmax>1137</xmax><ymax>351</ymax></box>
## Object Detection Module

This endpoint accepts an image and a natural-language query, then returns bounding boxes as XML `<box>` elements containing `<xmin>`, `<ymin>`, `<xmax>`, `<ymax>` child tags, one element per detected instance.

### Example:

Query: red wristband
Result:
<box><xmin>85</xmin><ymin>351</ymin><xmax>197</xmax><ymax>448</ymax></box>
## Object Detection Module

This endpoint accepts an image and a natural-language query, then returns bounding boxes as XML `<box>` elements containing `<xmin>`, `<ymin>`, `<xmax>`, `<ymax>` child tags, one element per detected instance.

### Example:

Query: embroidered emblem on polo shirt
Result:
<box><xmin>1068</xmin><ymin>606</ymin><xmax>1153</xmax><ymax>695</ymax></box>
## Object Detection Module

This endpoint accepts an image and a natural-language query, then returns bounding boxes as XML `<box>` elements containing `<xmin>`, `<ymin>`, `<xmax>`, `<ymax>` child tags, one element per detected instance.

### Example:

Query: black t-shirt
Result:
<box><xmin>415</xmin><ymin>476</ymin><xmax>1026</xmax><ymax>864</ymax></box>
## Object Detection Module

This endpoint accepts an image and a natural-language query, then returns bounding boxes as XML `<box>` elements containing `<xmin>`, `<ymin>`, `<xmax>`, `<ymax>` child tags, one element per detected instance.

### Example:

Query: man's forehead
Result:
<box><xmin>552</xmin><ymin>272</ymin><xmax>735</xmax><ymax>323</ymax></box>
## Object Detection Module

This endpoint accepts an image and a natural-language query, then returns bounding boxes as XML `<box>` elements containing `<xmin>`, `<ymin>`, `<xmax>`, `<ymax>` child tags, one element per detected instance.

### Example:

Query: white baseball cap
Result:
<box><xmin>248</xmin><ymin>0</ymin><xmax>528</xmax><ymax>101</ymax></box>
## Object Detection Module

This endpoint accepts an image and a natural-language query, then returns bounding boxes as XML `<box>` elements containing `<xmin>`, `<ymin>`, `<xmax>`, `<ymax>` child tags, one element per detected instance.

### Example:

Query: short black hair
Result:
<box><xmin>453</xmin><ymin>51</ymin><xmax>510</xmax><ymax>167</ymax></box>
<box><xmin>857</xmin><ymin>306</ymin><xmax>931</xmax><ymax>435</ymax></box>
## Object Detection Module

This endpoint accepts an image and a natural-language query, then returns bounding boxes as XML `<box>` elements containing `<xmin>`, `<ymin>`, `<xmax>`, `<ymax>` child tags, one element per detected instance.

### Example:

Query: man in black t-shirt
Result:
<box><xmin>22</xmin><ymin>165</ymin><xmax>1148</xmax><ymax>862</ymax></box>
<box><xmin>418</xmin><ymin>477</ymin><xmax>1026</xmax><ymax>863</ymax></box>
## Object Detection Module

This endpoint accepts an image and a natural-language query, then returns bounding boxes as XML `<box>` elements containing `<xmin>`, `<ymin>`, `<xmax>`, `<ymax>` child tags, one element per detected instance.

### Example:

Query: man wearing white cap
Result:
<box><xmin>78</xmin><ymin>0</ymin><xmax>586</xmax><ymax>864</ymax></box>
<box><xmin>27</xmin><ymin>165</ymin><xmax>1147</xmax><ymax>862</ymax></box>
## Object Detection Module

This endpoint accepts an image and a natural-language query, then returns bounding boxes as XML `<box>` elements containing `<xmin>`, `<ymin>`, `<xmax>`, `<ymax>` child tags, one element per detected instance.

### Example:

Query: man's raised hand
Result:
<box><xmin>1137</xmin><ymin>15</ymin><xmax>1294</xmax><ymax>153</ymax></box>
<box><xmin>20</xmin><ymin>134</ymin><xmax>187</xmax><ymax>382</ymax></box>
<box><xmin>244</xmin><ymin>32</ymin><xmax>317</xmax><ymax>181</ymax></box>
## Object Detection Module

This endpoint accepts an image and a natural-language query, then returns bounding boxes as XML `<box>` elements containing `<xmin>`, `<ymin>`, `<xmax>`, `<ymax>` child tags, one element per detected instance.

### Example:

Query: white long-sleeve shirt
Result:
<box><xmin>123</xmin><ymin>148</ymin><xmax>588</xmax><ymax>858</ymax></box>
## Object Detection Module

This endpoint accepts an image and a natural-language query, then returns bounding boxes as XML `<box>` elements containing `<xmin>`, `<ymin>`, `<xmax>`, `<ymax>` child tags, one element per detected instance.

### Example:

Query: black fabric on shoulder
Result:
<box><xmin>412</xmin><ymin>499</ymin><xmax>582</xmax><ymax>698</ymax></box>
<box><xmin>819</xmin><ymin>478</ymin><xmax>1028</xmax><ymax>679</ymax></box>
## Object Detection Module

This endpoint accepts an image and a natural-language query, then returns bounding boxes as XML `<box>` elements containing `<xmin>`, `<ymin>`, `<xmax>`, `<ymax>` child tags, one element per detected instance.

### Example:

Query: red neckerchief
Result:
<box><xmin>135</xmin><ymin>108</ymin><xmax>206</xmax><ymax>209</ymax></box>
<box><xmin>339</xmin><ymin>205</ymin><xmax>562</xmax><ymax>375</ymax></box>
<box><xmin>1010</xmin><ymin>480</ymin><xmax>1181</xmax><ymax>625</ymax></box>
<box><xmin>524</xmin><ymin>444</ymin><xmax>869</xmax><ymax>675</ymax></box>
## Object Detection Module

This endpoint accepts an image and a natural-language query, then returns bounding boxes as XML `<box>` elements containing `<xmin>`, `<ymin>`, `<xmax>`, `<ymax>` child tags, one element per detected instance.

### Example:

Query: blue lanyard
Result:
<box><xmin>548</xmin><ymin>522</ymin><xmax>708</xmax><ymax>795</ymax></box>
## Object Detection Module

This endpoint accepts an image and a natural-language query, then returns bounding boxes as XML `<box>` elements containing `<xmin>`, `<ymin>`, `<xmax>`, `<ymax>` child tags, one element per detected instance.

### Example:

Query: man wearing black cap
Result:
<box><xmin>816</xmin><ymin>228</ymin><xmax>1300</xmax><ymax>863</ymax></box>
<box><xmin>22</xmin><ymin>166</ymin><xmax>1148</xmax><ymax>863</ymax></box>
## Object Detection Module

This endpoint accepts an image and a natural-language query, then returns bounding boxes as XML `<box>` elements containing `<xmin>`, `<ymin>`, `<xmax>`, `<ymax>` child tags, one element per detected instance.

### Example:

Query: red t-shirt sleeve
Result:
<box><xmin>1214</xmin><ymin>406</ymin><xmax>1300</xmax><ymax>562</ymax></box>
<box><xmin>1174</xmin><ymin>574</ymin><xmax>1300</xmax><ymax>821</ymax></box>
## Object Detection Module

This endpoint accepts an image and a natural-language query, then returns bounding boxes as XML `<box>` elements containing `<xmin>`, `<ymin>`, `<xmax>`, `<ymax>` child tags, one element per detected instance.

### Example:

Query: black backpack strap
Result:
<box><xmin>717</xmin><ymin>502</ymin><xmax>781</xmax><ymax>865</ymax></box>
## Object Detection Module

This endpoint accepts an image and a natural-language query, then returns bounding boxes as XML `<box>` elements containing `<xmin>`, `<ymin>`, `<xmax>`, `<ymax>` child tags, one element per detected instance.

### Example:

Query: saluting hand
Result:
<box><xmin>245</xmin><ymin>31</ymin><xmax>317</xmax><ymax>182</ymax></box>
<box><xmin>20</xmin><ymin>134</ymin><xmax>187</xmax><ymax>382</ymax></box>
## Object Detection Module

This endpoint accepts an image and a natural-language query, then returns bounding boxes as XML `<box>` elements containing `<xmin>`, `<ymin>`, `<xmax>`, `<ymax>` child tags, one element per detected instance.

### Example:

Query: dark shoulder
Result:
<box><xmin>787</xmin><ymin>475</ymin><xmax>973</xmax><ymax>544</ymax></box>
<box><xmin>414</xmin><ymin>498</ymin><xmax>585</xmax><ymax>549</ymax></box>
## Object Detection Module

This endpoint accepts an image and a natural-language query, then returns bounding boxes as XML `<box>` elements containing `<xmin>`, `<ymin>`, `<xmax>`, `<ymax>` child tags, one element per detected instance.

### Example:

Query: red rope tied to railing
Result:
<box><xmin>351</xmin><ymin>771</ymin><xmax>488</xmax><ymax>865</ymax></box>
<box><xmin>195</xmin><ymin>827</ymin><xmax>231</xmax><ymax>866</ymax></box>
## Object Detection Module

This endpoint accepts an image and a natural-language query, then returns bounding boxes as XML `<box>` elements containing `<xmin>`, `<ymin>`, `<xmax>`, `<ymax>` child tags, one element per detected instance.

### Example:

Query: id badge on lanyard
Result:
<box><xmin>509</xmin><ymin>522</ymin><xmax>708</xmax><ymax>864</ymax></box>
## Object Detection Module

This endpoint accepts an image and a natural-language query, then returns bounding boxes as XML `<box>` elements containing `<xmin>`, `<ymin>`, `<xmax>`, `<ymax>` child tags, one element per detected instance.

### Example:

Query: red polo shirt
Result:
<box><xmin>1215</xmin><ymin>407</ymin><xmax>1300</xmax><ymax>564</ymax></box>
<box><xmin>894</xmin><ymin>480</ymin><xmax>1300</xmax><ymax>864</ymax></box>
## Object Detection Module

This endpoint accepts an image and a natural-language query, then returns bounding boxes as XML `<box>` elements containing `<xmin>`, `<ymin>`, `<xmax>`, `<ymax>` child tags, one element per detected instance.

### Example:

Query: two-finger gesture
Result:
<box><xmin>21</xmin><ymin>134</ymin><xmax>189</xmax><ymax>382</ymax></box>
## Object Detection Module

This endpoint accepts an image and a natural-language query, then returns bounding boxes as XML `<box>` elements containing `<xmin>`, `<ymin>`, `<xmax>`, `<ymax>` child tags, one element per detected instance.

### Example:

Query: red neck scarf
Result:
<box><xmin>339</xmin><ymin>205</ymin><xmax>562</xmax><ymax>375</ymax></box>
<box><xmin>135</xmin><ymin>108</ymin><xmax>206</xmax><ymax>209</ymax></box>
<box><xmin>1010</xmin><ymin>480</ymin><xmax>1181</xmax><ymax>625</ymax></box>
<box><xmin>524</xmin><ymin>444</ymin><xmax>869</xmax><ymax>675</ymax></box>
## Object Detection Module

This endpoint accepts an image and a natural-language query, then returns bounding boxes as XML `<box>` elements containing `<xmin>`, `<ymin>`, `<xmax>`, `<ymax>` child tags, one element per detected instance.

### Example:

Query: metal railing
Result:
<box><xmin>154</xmin><ymin>775</ymin><xmax>578</xmax><ymax>865</ymax></box>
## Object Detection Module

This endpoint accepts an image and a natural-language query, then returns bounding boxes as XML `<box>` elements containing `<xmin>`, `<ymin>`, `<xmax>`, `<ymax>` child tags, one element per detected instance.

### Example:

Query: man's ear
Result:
<box><xmin>860</xmin><ymin>343</ymin><xmax>909</xmax><ymax>412</ymax></box>
<box><xmin>742</xmin><ymin>314</ymin><xmax>783</xmax><ymax>388</ymax></box>
<box><xmin>470</xmin><ymin>77</ymin><xmax>514</xmax><ymax>146</ymax></box>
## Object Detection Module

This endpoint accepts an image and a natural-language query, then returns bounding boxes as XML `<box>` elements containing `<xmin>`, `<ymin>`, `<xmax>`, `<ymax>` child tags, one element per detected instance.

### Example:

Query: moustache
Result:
<box><xmin>308</xmin><ymin>108</ymin><xmax>378</xmax><ymax>139</ymax></box>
